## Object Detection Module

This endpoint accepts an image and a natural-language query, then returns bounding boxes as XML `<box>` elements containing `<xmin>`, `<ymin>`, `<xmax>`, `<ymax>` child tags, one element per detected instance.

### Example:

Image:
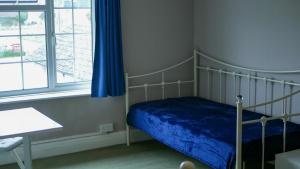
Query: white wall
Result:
<box><xmin>123</xmin><ymin>0</ymin><xmax>193</xmax><ymax>75</ymax></box>
<box><xmin>194</xmin><ymin>0</ymin><xmax>300</xmax><ymax>116</ymax></box>
<box><xmin>194</xmin><ymin>0</ymin><xmax>300</xmax><ymax>69</ymax></box>
<box><xmin>0</xmin><ymin>0</ymin><xmax>194</xmax><ymax>141</ymax></box>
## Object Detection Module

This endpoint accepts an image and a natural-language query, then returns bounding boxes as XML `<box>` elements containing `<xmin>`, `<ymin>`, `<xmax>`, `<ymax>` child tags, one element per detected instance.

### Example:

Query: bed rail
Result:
<box><xmin>194</xmin><ymin>50</ymin><xmax>300</xmax><ymax>169</ymax></box>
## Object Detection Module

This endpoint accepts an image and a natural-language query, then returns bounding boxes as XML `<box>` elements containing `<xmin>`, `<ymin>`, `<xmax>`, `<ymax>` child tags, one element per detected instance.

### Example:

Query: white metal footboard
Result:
<box><xmin>236</xmin><ymin>90</ymin><xmax>300</xmax><ymax>169</ymax></box>
<box><xmin>193</xmin><ymin>50</ymin><xmax>300</xmax><ymax>169</ymax></box>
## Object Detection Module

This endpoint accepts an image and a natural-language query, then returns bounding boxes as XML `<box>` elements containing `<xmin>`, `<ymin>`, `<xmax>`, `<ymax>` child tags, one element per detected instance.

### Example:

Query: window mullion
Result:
<box><xmin>45</xmin><ymin>0</ymin><xmax>56</xmax><ymax>90</ymax></box>
<box><xmin>72</xmin><ymin>0</ymin><xmax>76</xmax><ymax>82</ymax></box>
<box><xmin>18</xmin><ymin>11</ymin><xmax>25</xmax><ymax>90</ymax></box>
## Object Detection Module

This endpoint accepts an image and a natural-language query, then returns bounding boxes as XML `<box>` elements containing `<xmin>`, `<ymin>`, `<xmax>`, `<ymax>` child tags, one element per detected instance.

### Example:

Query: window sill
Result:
<box><xmin>0</xmin><ymin>89</ymin><xmax>91</xmax><ymax>105</ymax></box>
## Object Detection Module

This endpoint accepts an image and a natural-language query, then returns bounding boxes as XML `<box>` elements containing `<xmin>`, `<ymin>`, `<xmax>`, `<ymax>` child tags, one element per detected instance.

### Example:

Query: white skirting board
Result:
<box><xmin>0</xmin><ymin>129</ymin><xmax>152</xmax><ymax>166</ymax></box>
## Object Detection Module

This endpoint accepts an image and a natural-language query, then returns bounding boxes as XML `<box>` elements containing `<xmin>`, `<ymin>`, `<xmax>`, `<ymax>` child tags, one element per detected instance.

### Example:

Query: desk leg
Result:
<box><xmin>23</xmin><ymin>136</ymin><xmax>33</xmax><ymax>169</ymax></box>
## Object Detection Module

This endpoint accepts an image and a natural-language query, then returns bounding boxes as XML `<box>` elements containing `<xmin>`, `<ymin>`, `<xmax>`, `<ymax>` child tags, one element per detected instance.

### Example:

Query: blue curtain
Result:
<box><xmin>91</xmin><ymin>0</ymin><xmax>125</xmax><ymax>97</ymax></box>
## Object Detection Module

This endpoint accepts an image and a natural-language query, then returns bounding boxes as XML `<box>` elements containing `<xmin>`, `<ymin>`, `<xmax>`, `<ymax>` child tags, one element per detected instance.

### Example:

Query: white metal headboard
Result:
<box><xmin>125</xmin><ymin>54</ymin><xmax>195</xmax><ymax>146</ymax></box>
<box><xmin>195</xmin><ymin>50</ymin><xmax>300</xmax><ymax>112</ymax></box>
<box><xmin>125</xmin><ymin>49</ymin><xmax>300</xmax><ymax>169</ymax></box>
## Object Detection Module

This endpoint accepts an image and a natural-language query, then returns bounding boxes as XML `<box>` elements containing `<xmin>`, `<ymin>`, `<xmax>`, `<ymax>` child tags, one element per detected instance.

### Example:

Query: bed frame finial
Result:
<box><xmin>237</xmin><ymin>95</ymin><xmax>243</xmax><ymax>103</ymax></box>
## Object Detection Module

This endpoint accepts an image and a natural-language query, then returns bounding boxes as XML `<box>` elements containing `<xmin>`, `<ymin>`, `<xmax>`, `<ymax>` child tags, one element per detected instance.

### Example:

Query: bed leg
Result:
<box><xmin>125</xmin><ymin>72</ymin><xmax>130</xmax><ymax>146</ymax></box>
<box><xmin>126</xmin><ymin>125</ymin><xmax>130</xmax><ymax>146</ymax></box>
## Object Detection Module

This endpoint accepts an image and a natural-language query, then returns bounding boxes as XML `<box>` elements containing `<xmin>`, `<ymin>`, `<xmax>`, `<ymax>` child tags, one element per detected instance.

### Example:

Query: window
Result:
<box><xmin>0</xmin><ymin>0</ymin><xmax>93</xmax><ymax>97</ymax></box>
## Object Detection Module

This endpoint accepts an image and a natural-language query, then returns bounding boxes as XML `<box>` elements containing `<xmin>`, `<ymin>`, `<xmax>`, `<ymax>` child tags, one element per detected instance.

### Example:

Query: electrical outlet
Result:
<box><xmin>99</xmin><ymin>123</ymin><xmax>114</xmax><ymax>134</ymax></box>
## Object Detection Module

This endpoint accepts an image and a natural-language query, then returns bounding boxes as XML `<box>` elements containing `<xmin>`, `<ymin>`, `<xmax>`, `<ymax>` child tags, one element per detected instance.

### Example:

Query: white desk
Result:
<box><xmin>0</xmin><ymin>108</ymin><xmax>62</xmax><ymax>169</ymax></box>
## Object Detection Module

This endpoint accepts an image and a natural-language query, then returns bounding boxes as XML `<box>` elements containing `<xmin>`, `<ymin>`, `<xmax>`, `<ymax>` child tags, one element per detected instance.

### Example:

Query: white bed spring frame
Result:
<box><xmin>125</xmin><ymin>49</ymin><xmax>300</xmax><ymax>169</ymax></box>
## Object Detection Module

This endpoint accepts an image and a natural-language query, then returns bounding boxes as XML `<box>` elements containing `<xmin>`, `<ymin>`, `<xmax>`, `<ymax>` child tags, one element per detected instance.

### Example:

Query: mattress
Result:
<box><xmin>127</xmin><ymin>97</ymin><xmax>300</xmax><ymax>169</ymax></box>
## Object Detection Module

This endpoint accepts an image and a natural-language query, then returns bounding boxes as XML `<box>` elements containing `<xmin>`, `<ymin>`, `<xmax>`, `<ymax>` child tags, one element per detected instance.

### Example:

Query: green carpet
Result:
<box><xmin>0</xmin><ymin>141</ymin><xmax>274</xmax><ymax>169</ymax></box>
<box><xmin>0</xmin><ymin>141</ymin><xmax>209</xmax><ymax>169</ymax></box>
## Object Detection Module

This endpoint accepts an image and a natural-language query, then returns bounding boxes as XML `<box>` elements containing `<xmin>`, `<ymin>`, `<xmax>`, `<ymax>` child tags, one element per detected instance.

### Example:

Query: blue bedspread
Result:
<box><xmin>127</xmin><ymin>97</ymin><xmax>300</xmax><ymax>169</ymax></box>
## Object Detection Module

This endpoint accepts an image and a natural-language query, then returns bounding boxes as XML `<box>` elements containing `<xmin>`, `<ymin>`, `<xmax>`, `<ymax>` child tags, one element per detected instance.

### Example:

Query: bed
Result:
<box><xmin>125</xmin><ymin>50</ymin><xmax>300</xmax><ymax>169</ymax></box>
<box><xmin>127</xmin><ymin>97</ymin><xmax>300</xmax><ymax>169</ymax></box>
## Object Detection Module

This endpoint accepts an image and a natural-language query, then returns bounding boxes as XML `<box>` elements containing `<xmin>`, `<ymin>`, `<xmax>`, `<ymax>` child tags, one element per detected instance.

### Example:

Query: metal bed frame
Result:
<box><xmin>125</xmin><ymin>49</ymin><xmax>300</xmax><ymax>169</ymax></box>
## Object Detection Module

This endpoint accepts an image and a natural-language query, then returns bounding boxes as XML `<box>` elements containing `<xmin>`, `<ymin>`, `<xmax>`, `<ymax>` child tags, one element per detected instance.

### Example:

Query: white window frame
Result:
<box><xmin>0</xmin><ymin>0</ymin><xmax>94</xmax><ymax>98</ymax></box>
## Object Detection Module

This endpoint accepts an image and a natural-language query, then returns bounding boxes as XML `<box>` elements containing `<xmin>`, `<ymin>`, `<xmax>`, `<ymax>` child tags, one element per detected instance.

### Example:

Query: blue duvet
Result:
<box><xmin>127</xmin><ymin>97</ymin><xmax>300</xmax><ymax>169</ymax></box>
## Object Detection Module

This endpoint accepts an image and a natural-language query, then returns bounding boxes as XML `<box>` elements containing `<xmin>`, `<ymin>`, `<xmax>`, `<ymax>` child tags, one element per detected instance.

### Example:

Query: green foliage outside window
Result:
<box><xmin>0</xmin><ymin>12</ymin><xmax>28</xmax><ymax>27</ymax></box>
<box><xmin>0</xmin><ymin>50</ymin><xmax>25</xmax><ymax>58</ymax></box>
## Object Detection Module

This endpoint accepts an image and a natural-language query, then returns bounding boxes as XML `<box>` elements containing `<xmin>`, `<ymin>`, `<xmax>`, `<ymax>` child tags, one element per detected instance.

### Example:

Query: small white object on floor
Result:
<box><xmin>180</xmin><ymin>161</ymin><xmax>196</xmax><ymax>169</ymax></box>
<box><xmin>276</xmin><ymin>149</ymin><xmax>300</xmax><ymax>169</ymax></box>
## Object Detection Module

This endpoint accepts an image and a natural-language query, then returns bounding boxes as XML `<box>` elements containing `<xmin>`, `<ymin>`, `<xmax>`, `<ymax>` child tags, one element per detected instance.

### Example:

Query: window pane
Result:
<box><xmin>56</xmin><ymin>34</ymin><xmax>73</xmax><ymax>59</ymax></box>
<box><xmin>0</xmin><ymin>63</ymin><xmax>22</xmax><ymax>92</ymax></box>
<box><xmin>54</xmin><ymin>0</ymin><xmax>91</xmax><ymax>8</ymax></box>
<box><xmin>74</xmin><ymin>9</ymin><xmax>91</xmax><ymax>33</ymax></box>
<box><xmin>54</xmin><ymin>9</ymin><xmax>72</xmax><ymax>33</ymax></box>
<box><xmin>56</xmin><ymin>59</ymin><xmax>74</xmax><ymax>83</ymax></box>
<box><xmin>0</xmin><ymin>36</ymin><xmax>22</xmax><ymax>63</ymax></box>
<box><xmin>74</xmin><ymin>34</ymin><xmax>92</xmax><ymax>81</ymax></box>
<box><xmin>23</xmin><ymin>61</ymin><xmax>47</xmax><ymax>89</ymax></box>
<box><xmin>22</xmin><ymin>35</ymin><xmax>46</xmax><ymax>61</ymax></box>
<box><xmin>20</xmin><ymin>12</ymin><xmax>45</xmax><ymax>35</ymax></box>
<box><xmin>54</xmin><ymin>0</ymin><xmax>93</xmax><ymax>85</ymax></box>
<box><xmin>73</xmin><ymin>0</ymin><xmax>91</xmax><ymax>8</ymax></box>
<box><xmin>0</xmin><ymin>10</ymin><xmax>48</xmax><ymax>93</ymax></box>
<box><xmin>57</xmin><ymin>34</ymin><xmax>92</xmax><ymax>83</ymax></box>
<box><xmin>0</xmin><ymin>12</ymin><xmax>19</xmax><ymax>36</ymax></box>
<box><xmin>54</xmin><ymin>0</ymin><xmax>72</xmax><ymax>8</ymax></box>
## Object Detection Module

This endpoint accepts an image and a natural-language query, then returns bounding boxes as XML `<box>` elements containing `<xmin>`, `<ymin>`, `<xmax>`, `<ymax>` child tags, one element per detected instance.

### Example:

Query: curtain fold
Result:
<box><xmin>91</xmin><ymin>0</ymin><xmax>125</xmax><ymax>97</ymax></box>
